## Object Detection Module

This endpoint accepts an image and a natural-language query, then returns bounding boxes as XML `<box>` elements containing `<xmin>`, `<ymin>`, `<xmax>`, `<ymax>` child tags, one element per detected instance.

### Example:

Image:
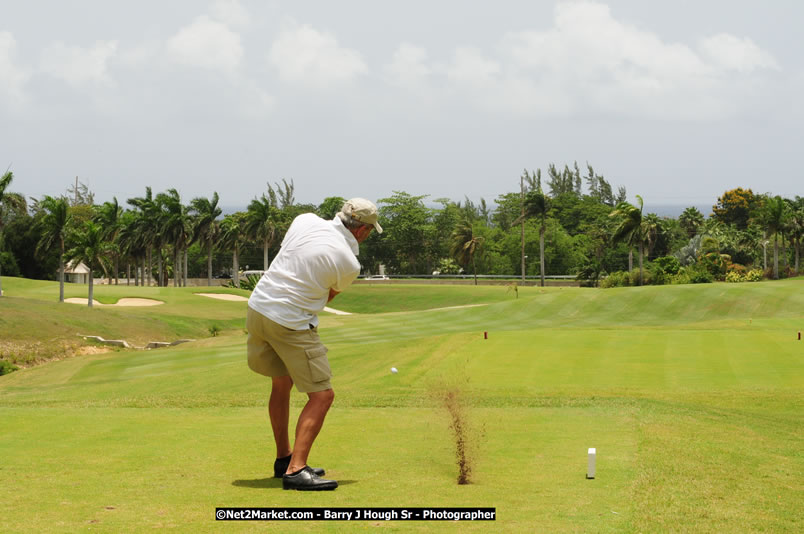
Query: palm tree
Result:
<box><xmin>266</xmin><ymin>179</ymin><xmax>297</xmax><ymax>238</ymax></box>
<box><xmin>762</xmin><ymin>196</ymin><xmax>789</xmax><ymax>279</ymax></box>
<box><xmin>788</xmin><ymin>197</ymin><xmax>804</xmax><ymax>274</ymax></box>
<box><xmin>65</xmin><ymin>221</ymin><xmax>110</xmax><ymax>307</ymax></box>
<box><xmin>94</xmin><ymin>197</ymin><xmax>122</xmax><ymax>285</ymax></box>
<box><xmin>513</xmin><ymin>190</ymin><xmax>550</xmax><ymax>287</ymax></box>
<box><xmin>679</xmin><ymin>206</ymin><xmax>705</xmax><ymax>238</ymax></box>
<box><xmin>117</xmin><ymin>210</ymin><xmax>141</xmax><ymax>285</ymax></box>
<box><xmin>610</xmin><ymin>195</ymin><xmax>647</xmax><ymax>285</ymax></box>
<box><xmin>127</xmin><ymin>188</ymin><xmax>158</xmax><ymax>286</ymax></box>
<box><xmin>35</xmin><ymin>196</ymin><xmax>71</xmax><ymax>302</ymax></box>
<box><xmin>450</xmin><ymin>219</ymin><xmax>484</xmax><ymax>285</ymax></box>
<box><xmin>642</xmin><ymin>213</ymin><xmax>661</xmax><ymax>259</ymax></box>
<box><xmin>190</xmin><ymin>192</ymin><xmax>222</xmax><ymax>286</ymax></box>
<box><xmin>220</xmin><ymin>213</ymin><xmax>246</xmax><ymax>288</ymax></box>
<box><xmin>245</xmin><ymin>194</ymin><xmax>279</xmax><ymax>271</ymax></box>
<box><xmin>157</xmin><ymin>189</ymin><xmax>191</xmax><ymax>287</ymax></box>
<box><xmin>0</xmin><ymin>170</ymin><xmax>26</xmax><ymax>297</ymax></box>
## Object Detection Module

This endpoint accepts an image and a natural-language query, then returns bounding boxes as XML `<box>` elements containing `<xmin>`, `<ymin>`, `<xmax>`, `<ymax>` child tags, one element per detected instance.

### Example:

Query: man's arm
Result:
<box><xmin>328</xmin><ymin>288</ymin><xmax>340</xmax><ymax>303</ymax></box>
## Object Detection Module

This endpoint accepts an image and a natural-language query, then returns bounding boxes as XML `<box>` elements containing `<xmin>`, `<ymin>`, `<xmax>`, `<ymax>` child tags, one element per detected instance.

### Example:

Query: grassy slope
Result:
<box><xmin>0</xmin><ymin>277</ymin><xmax>250</xmax><ymax>364</ymax></box>
<box><xmin>0</xmin><ymin>278</ymin><xmax>802</xmax><ymax>532</ymax></box>
<box><xmin>332</xmin><ymin>283</ymin><xmax>521</xmax><ymax>313</ymax></box>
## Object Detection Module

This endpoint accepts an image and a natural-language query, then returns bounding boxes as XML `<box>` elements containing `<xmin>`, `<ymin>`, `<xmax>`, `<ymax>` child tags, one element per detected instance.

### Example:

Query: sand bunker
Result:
<box><xmin>65</xmin><ymin>297</ymin><xmax>163</xmax><ymax>307</ymax></box>
<box><xmin>195</xmin><ymin>293</ymin><xmax>249</xmax><ymax>302</ymax></box>
<box><xmin>323</xmin><ymin>307</ymin><xmax>352</xmax><ymax>315</ymax></box>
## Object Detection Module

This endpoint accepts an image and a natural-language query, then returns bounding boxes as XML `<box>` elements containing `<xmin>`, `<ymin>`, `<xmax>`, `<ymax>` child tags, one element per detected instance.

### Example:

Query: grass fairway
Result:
<box><xmin>1</xmin><ymin>278</ymin><xmax>803</xmax><ymax>532</ymax></box>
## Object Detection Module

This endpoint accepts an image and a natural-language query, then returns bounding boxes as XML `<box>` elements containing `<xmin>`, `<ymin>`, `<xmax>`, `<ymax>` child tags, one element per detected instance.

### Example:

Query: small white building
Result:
<box><xmin>64</xmin><ymin>261</ymin><xmax>90</xmax><ymax>284</ymax></box>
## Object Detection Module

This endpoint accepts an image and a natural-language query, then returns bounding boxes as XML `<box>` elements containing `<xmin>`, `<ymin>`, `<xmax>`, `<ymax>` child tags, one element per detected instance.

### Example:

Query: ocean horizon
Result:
<box><xmin>220</xmin><ymin>202</ymin><xmax>714</xmax><ymax>220</ymax></box>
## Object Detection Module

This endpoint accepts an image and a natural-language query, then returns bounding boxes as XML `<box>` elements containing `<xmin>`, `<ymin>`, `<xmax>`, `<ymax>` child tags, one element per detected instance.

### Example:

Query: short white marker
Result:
<box><xmin>586</xmin><ymin>448</ymin><xmax>596</xmax><ymax>479</ymax></box>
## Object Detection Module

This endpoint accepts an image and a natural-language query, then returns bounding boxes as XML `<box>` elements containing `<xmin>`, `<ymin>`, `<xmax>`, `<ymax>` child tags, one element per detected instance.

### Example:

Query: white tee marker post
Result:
<box><xmin>586</xmin><ymin>448</ymin><xmax>596</xmax><ymax>479</ymax></box>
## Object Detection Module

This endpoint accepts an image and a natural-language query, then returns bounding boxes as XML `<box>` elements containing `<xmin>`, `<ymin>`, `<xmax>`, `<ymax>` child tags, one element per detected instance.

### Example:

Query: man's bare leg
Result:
<box><xmin>286</xmin><ymin>389</ymin><xmax>335</xmax><ymax>474</ymax></box>
<box><xmin>269</xmin><ymin>375</ymin><xmax>294</xmax><ymax>458</ymax></box>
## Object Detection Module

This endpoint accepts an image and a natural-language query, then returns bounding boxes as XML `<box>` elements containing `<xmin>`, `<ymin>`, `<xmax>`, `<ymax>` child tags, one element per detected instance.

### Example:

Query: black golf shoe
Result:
<box><xmin>282</xmin><ymin>466</ymin><xmax>338</xmax><ymax>491</ymax></box>
<box><xmin>273</xmin><ymin>455</ymin><xmax>325</xmax><ymax>479</ymax></box>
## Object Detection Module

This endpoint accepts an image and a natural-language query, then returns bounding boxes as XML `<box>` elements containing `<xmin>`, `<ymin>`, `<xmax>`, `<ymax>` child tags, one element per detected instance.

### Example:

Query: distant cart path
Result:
<box><xmin>192</xmin><ymin>293</ymin><xmax>490</xmax><ymax>316</ymax></box>
<box><xmin>194</xmin><ymin>292</ymin><xmax>353</xmax><ymax>315</ymax></box>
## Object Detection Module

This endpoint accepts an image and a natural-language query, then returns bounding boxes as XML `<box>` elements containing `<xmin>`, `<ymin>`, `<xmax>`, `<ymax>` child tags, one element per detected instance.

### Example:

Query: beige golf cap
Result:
<box><xmin>342</xmin><ymin>198</ymin><xmax>383</xmax><ymax>234</ymax></box>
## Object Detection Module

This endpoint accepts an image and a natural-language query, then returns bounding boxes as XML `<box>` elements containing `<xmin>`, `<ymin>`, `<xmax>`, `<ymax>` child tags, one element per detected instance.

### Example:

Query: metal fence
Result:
<box><xmin>360</xmin><ymin>274</ymin><xmax>578</xmax><ymax>280</ymax></box>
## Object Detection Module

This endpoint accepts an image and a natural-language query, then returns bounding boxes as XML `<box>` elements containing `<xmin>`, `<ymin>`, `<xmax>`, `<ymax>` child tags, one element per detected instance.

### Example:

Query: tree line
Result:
<box><xmin>1</xmin><ymin>167</ymin><xmax>802</xmax><ymax>303</ymax></box>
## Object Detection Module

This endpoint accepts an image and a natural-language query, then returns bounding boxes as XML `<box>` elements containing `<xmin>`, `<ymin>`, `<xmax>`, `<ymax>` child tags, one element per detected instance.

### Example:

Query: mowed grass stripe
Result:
<box><xmin>2</xmin><ymin>332</ymin><xmax>801</xmax><ymax>411</ymax></box>
<box><xmin>3</xmin><ymin>321</ymin><xmax>802</xmax><ymax>408</ymax></box>
<box><xmin>324</xmin><ymin>281</ymin><xmax>804</xmax><ymax>347</ymax></box>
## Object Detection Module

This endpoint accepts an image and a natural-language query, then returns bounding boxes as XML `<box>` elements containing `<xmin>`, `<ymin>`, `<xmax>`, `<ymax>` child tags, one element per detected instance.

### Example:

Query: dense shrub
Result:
<box><xmin>699</xmin><ymin>252</ymin><xmax>729</xmax><ymax>280</ymax></box>
<box><xmin>670</xmin><ymin>270</ymin><xmax>692</xmax><ymax>285</ymax></box>
<box><xmin>0</xmin><ymin>252</ymin><xmax>21</xmax><ymax>277</ymax></box>
<box><xmin>763</xmin><ymin>266</ymin><xmax>795</xmax><ymax>279</ymax></box>
<box><xmin>687</xmin><ymin>266</ymin><xmax>714</xmax><ymax>284</ymax></box>
<box><xmin>0</xmin><ymin>359</ymin><xmax>19</xmax><ymax>376</ymax></box>
<box><xmin>629</xmin><ymin>267</ymin><xmax>654</xmax><ymax>286</ymax></box>
<box><xmin>654</xmin><ymin>256</ymin><xmax>681</xmax><ymax>276</ymax></box>
<box><xmin>725</xmin><ymin>271</ymin><xmax>743</xmax><ymax>283</ymax></box>
<box><xmin>745</xmin><ymin>269</ymin><xmax>764</xmax><ymax>282</ymax></box>
<box><xmin>435</xmin><ymin>258</ymin><xmax>461</xmax><ymax>275</ymax></box>
<box><xmin>602</xmin><ymin>264</ymin><xmax>711</xmax><ymax>287</ymax></box>
<box><xmin>602</xmin><ymin>262</ymin><xmax>720</xmax><ymax>286</ymax></box>
<box><xmin>576</xmin><ymin>260</ymin><xmax>605</xmax><ymax>287</ymax></box>
<box><xmin>728</xmin><ymin>263</ymin><xmax>747</xmax><ymax>276</ymax></box>
<box><xmin>727</xmin><ymin>268</ymin><xmax>765</xmax><ymax>283</ymax></box>
<box><xmin>600</xmin><ymin>270</ymin><xmax>632</xmax><ymax>288</ymax></box>
<box><xmin>228</xmin><ymin>274</ymin><xmax>261</xmax><ymax>291</ymax></box>
<box><xmin>647</xmin><ymin>261</ymin><xmax>675</xmax><ymax>285</ymax></box>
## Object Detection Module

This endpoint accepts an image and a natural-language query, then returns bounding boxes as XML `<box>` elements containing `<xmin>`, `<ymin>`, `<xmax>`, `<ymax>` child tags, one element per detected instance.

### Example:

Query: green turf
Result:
<box><xmin>1</xmin><ymin>277</ymin><xmax>802</xmax><ymax>532</ymax></box>
<box><xmin>0</xmin><ymin>277</ymin><xmax>249</xmax><ymax>364</ymax></box>
<box><xmin>332</xmin><ymin>283</ymin><xmax>522</xmax><ymax>313</ymax></box>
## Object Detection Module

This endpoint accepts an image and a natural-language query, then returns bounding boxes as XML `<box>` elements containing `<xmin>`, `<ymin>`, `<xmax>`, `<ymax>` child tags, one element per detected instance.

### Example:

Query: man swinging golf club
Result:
<box><xmin>246</xmin><ymin>198</ymin><xmax>382</xmax><ymax>490</ymax></box>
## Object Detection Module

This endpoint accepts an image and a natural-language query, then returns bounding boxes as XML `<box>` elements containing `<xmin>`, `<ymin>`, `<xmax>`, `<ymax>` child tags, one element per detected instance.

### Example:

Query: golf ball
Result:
<box><xmin>390</xmin><ymin>367</ymin><xmax>398</xmax><ymax>374</ymax></box>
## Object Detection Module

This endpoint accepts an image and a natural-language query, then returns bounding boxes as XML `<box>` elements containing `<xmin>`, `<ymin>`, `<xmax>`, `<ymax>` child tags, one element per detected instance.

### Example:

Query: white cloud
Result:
<box><xmin>384</xmin><ymin>43</ymin><xmax>431</xmax><ymax>90</ymax></box>
<box><xmin>160</xmin><ymin>7</ymin><xmax>274</xmax><ymax>119</ymax></box>
<box><xmin>118</xmin><ymin>40</ymin><xmax>162</xmax><ymax>67</ymax></box>
<box><xmin>490</xmin><ymin>1</ymin><xmax>730</xmax><ymax>118</ymax></box>
<box><xmin>390</xmin><ymin>1</ymin><xmax>780</xmax><ymax>119</ymax></box>
<box><xmin>40</xmin><ymin>40</ymin><xmax>118</xmax><ymax>87</ymax></box>
<box><xmin>210</xmin><ymin>0</ymin><xmax>250</xmax><ymax>28</ymax></box>
<box><xmin>446</xmin><ymin>47</ymin><xmax>501</xmax><ymax>86</ymax></box>
<box><xmin>269</xmin><ymin>21</ymin><xmax>367</xmax><ymax>87</ymax></box>
<box><xmin>699</xmin><ymin>33</ymin><xmax>780</xmax><ymax>73</ymax></box>
<box><xmin>166</xmin><ymin>15</ymin><xmax>243</xmax><ymax>73</ymax></box>
<box><xmin>0</xmin><ymin>31</ymin><xmax>30</xmax><ymax>107</ymax></box>
<box><xmin>503</xmin><ymin>2</ymin><xmax>712</xmax><ymax>83</ymax></box>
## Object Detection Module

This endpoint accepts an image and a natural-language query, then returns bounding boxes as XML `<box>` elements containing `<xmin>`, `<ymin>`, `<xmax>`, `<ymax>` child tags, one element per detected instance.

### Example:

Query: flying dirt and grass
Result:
<box><xmin>0</xmin><ymin>276</ymin><xmax>802</xmax><ymax>532</ymax></box>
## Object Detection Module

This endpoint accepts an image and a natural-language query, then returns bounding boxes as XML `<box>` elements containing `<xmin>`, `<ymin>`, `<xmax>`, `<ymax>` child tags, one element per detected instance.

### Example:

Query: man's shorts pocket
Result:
<box><xmin>305</xmin><ymin>347</ymin><xmax>332</xmax><ymax>383</ymax></box>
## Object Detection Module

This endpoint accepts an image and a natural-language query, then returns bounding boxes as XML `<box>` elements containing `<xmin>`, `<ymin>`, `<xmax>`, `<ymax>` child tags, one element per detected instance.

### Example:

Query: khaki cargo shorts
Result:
<box><xmin>246</xmin><ymin>307</ymin><xmax>333</xmax><ymax>393</ymax></box>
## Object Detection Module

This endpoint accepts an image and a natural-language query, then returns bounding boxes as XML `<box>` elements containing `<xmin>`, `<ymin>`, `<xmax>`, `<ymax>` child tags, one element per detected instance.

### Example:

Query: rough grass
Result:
<box><xmin>0</xmin><ymin>277</ymin><xmax>248</xmax><ymax>364</ymax></box>
<box><xmin>0</xmin><ymin>277</ymin><xmax>802</xmax><ymax>532</ymax></box>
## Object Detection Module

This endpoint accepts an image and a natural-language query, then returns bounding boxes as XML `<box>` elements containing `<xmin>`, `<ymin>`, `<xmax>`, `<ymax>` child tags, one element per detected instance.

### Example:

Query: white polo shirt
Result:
<box><xmin>248</xmin><ymin>213</ymin><xmax>361</xmax><ymax>330</ymax></box>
